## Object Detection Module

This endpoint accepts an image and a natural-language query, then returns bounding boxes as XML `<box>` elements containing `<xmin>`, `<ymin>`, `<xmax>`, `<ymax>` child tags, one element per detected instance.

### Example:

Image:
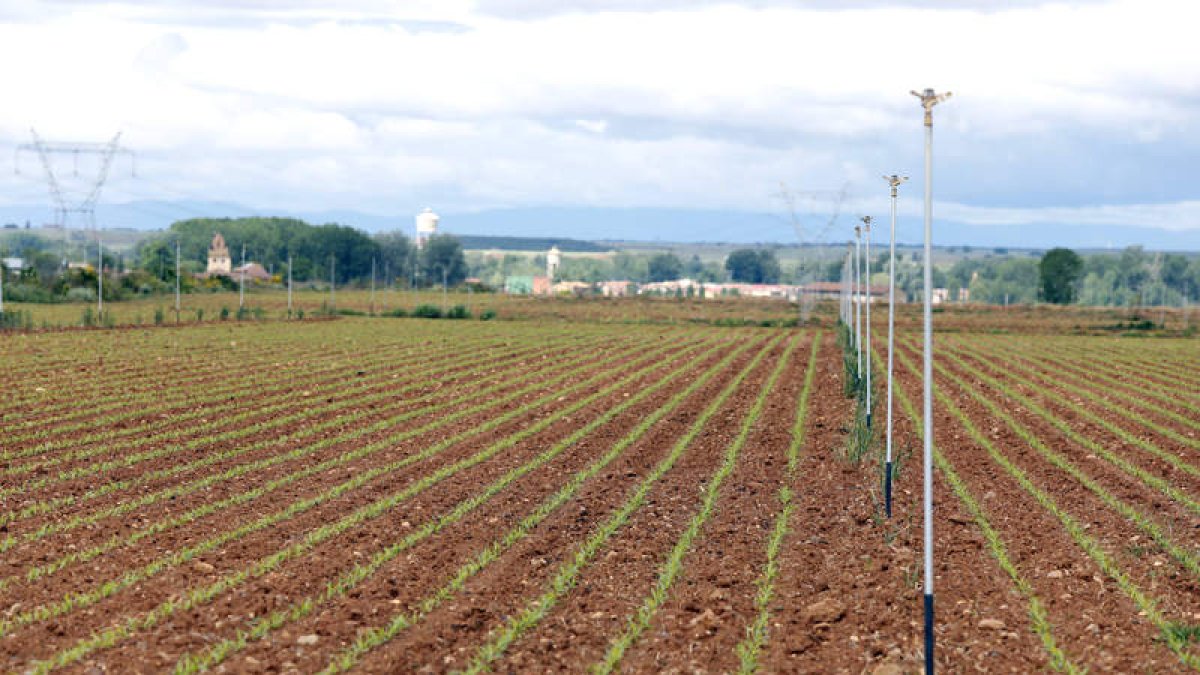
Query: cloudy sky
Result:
<box><xmin>0</xmin><ymin>0</ymin><xmax>1197</xmax><ymax>247</ymax></box>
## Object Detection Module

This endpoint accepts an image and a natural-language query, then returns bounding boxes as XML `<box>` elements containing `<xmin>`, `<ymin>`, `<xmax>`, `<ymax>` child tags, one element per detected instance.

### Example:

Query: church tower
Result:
<box><xmin>207</xmin><ymin>233</ymin><xmax>232</xmax><ymax>275</ymax></box>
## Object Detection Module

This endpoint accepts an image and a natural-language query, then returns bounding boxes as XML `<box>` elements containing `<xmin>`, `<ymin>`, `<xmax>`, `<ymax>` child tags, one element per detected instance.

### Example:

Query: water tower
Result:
<box><xmin>547</xmin><ymin>245</ymin><xmax>561</xmax><ymax>279</ymax></box>
<box><xmin>415</xmin><ymin>207</ymin><xmax>439</xmax><ymax>249</ymax></box>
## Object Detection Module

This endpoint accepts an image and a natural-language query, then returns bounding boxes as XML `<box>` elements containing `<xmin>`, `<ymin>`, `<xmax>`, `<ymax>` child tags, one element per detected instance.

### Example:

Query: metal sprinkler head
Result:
<box><xmin>861</xmin><ymin>215</ymin><xmax>872</xmax><ymax>231</ymax></box>
<box><xmin>911</xmin><ymin>88</ymin><xmax>952</xmax><ymax>126</ymax></box>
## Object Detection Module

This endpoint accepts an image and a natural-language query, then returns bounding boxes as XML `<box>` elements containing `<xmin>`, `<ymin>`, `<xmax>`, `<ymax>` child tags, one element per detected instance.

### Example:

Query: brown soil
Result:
<box><xmin>2</xmin><ymin>320</ymin><xmax>1197</xmax><ymax>674</ymax></box>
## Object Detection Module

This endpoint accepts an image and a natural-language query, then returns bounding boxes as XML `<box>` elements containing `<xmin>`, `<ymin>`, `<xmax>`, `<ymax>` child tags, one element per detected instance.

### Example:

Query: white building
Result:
<box><xmin>546</xmin><ymin>246</ymin><xmax>561</xmax><ymax>279</ymax></box>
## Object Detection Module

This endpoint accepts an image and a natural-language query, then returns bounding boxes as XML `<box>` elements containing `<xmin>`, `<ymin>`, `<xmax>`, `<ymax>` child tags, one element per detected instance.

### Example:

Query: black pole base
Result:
<box><xmin>866</xmin><ymin>411</ymin><xmax>872</xmax><ymax>430</ymax></box>
<box><xmin>924</xmin><ymin>593</ymin><xmax>935</xmax><ymax>674</ymax></box>
<box><xmin>884</xmin><ymin>460</ymin><xmax>893</xmax><ymax>518</ymax></box>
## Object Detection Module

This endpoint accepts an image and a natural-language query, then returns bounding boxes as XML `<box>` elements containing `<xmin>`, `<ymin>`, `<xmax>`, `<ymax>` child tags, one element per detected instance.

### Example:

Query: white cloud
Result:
<box><xmin>0</xmin><ymin>0</ymin><xmax>1196</xmax><ymax>241</ymax></box>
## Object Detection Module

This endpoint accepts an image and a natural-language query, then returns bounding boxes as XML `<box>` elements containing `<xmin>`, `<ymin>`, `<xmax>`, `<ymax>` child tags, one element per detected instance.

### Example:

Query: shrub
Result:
<box><xmin>0</xmin><ymin>309</ymin><xmax>32</xmax><ymax>330</ymax></box>
<box><xmin>479</xmin><ymin>309</ymin><xmax>497</xmax><ymax>321</ymax></box>
<box><xmin>220</xmin><ymin>306</ymin><xmax>230</xmax><ymax>320</ymax></box>
<box><xmin>446</xmin><ymin>304</ymin><xmax>471</xmax><ymax>320</ymax></box>
<box><xmin>412</xmin><ymin>304</ymin><xmax>442</xmax><ymax>319</ymax></box>
<box><xmin>382</xmin><ymin>307</ymin><xmax>408</xmax><ymax>318</ymax></box>
<box><xmin>66</xmin><ymin>287</ymin><xmax>97</xmax><ymax>303</ymax></box>
<box><xmin>154</xmin><ymin>307</ymin><xmax>165</xmax><ymax>325</ymax></box>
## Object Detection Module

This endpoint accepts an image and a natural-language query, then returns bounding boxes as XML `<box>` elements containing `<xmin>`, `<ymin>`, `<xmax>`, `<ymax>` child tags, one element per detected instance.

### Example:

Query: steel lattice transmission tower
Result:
<box><xmin>14</xmin><ymin>128</ymin><xmax>135</xmax><ymax>229</ymax></box>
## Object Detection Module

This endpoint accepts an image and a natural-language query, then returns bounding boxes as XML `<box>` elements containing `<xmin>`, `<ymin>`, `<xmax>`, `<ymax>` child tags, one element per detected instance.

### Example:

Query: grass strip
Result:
<box><xmin>734</xmin><ymin>331</ymin><xmax>822</xmax><ymax>674</ymax></box>
<box><xmin>26</xmin><ymin>331</ymin><xmax>714</xmax><ymax>673</ymax></box>
<box><xmin>175</xmin><ymin>335</ymin><xmax>744</xmax><ymax>674</ymax></box>
<box><xmin>593</xmin><ymin>333</ymin><xmax>801</xmax><ymax>673</ymax></box>
<box><xmin>456</xmin><ymin>333</ymin><xmax>785</xmax><ymax>675</ymax></box>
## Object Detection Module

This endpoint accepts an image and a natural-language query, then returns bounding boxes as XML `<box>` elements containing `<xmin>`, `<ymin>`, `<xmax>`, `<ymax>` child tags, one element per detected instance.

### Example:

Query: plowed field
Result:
<box><xmin>1</xmin><ymin>316</ymin><xmax>1197</xmax><ymax>673</ymax></box>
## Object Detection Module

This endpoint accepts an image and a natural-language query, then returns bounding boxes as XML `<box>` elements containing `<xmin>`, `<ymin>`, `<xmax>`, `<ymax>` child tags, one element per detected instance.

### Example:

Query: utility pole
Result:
<box><xmin>329</xmin><ymin>254</ymin><xmax>336</xmax><ymax>311</ymax></box>
<box><xmin>239</xmin><ymin>243</ymin><xmax>246</xmax><ymax>309</ymax></box>
<box><xmin>442</xmin><ymin>266</ymin><xmax>448</xmax><ymax>313</ymax></box>
<box><xmin>883</xmin><ymin>174</ymin><xmax>908</xmax><ymax>518</ymax></box>
<box><xmin>97</xmin><ymin>236</ymin><xmax>104</xmax><ymax>317</ymax></box>
<box><xmin>912</xmin><ymin>86</ymin><xmax>951</xmax><ymax>675</ymax></box>
<box><xmin>175</xmin><ymin>239</ymin><xmax>181</xmax><ymax>321</ymax></box>
<box><xmin>371</xmin><ymin>257</ymin><xmax>377</xmax><ymax>315</ymax></box>
<box><xmin>287</xmin><ymin>254</ymin><xmax>293</xmax><ymax>318</ymax></box>
<box><xmin>862</xmin><ymin>215</ymin><xmax>873</xmax><ymax>428</ymax></box>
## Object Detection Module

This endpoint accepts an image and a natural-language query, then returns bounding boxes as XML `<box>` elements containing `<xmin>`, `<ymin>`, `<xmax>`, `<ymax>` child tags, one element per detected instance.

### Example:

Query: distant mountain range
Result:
<box><xmin>1</xmin><ymin>201</ymin><xmax>1195</xmax><ymax>252</ymax></box>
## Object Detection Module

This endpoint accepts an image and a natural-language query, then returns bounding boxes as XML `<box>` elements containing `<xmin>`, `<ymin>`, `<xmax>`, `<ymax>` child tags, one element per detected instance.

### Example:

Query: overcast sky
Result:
<box><xmin>0</xmin><ymin>0</ymin><xmax>1197</xmax><ymax>245</ymax></box>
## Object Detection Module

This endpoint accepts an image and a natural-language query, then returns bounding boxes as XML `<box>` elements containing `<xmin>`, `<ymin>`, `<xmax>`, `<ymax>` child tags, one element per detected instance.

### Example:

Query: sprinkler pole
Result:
<box><xmin>883</xmin><ymin>174</ymin><xmax>908</xmax><ymax>518</ymax></box>
<box><xmin>913</xmin><ymin>86</ymin><xmax>950</xmax><ymax>675</ymax></box>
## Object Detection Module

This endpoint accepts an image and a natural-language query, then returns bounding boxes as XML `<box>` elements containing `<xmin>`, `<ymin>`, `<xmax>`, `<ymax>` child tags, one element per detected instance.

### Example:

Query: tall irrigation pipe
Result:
<box><xmin>862</xmin><ymin>215</ymin><xmax>873</xmax><ymax>429</ymax></box>
<box><xmin>883</xmin><ymin>174</ymin><xmax>908</xmax><ymax>518</ymax></box>
<box><xmin>913</xmin><ymin>86</ymin><xmax>950</xmax><ymax>675</ymax></box>
<box><xmin>854</xmin><ymin>224</ymin><xmax>862</xmax><ymax>377</ymax></box>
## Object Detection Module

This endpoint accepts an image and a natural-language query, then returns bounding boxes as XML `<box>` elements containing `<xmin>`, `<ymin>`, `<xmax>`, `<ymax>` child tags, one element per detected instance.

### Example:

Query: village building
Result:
<box><xmin>551</xmin><ymin>280</ymin><xmax>591</xmax><ymax>296</ymax></box>
<box><xmin>206</xmin><ymin>233</ymin><xmax>232</xmax><ymax>276</ymax></box>
<box><xmin>598</xmin><ymin>280</ymin><xmax>635</xmax><ymax>297</ymax></box>
<box><xmin>231</xmin><ymin>262</ymin><xmax>272</xmax><ymax>282</ymax></box>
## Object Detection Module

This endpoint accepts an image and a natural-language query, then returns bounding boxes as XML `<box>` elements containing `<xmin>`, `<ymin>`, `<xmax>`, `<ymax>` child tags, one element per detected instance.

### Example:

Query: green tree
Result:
<box><xmin>419</xmin><ymin>234</ymin><xmax>468</xmax><ymax>287</ymax></box>
<box><xmin>647</xmin><ymin>253</ymin><xmax>683</xmax><ymax>282</ymax></box>
<box><xmin>374</xmin><ymin>231</ymin><xmax>415</xmax><ymax>286</ymax></box>
<box><xmin>725</xmin><ymin>249</ymin><xmax>781</xmax><ymax>283</ymax></box>
<box><xmin>1039</xmin><ymin>247</ymin><xmax>1083</xmax><ymax>304</ymax></box>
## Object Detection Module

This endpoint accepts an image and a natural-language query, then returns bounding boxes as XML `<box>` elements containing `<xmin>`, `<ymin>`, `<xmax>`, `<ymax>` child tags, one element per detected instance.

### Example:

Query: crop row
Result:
<box><xmin>1</xmin><ymin>321</ymin><xmax>600</xmax><ymax>452</ymax></box>
<box><xmin>0</xmin><ymin>328</ymin><xmax>684</xmax><ymax>585</ymax></box>
<box><xmin>0</xmin><ymin>330</ymin><xmax>618</xmax><ymax>523</ymax></box>
<box><xmin>17</xmin><ymin>328</ymin><xmax>753</xmax><ymax>672</ymax></box>
<box><xmin>459</xmin><ymin>333</ymin><xmax>787</xmax><ymax>673</ymax></box>
<box><xmin>887</xmin><ymin>332</ymin><xmax>1200</xmax><ymax>669</ymax></box>
<box><xmin>171</xmin><ymin>333</ymin><xmax>756</xmax><ymax>673</ymax></box>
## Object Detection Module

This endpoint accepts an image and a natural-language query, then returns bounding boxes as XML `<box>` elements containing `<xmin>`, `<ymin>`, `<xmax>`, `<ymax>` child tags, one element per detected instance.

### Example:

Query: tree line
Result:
<box><xmin>0</xmin><ymin>217</ymin><xmax>468</xmax><ymax>303</ymax></box>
